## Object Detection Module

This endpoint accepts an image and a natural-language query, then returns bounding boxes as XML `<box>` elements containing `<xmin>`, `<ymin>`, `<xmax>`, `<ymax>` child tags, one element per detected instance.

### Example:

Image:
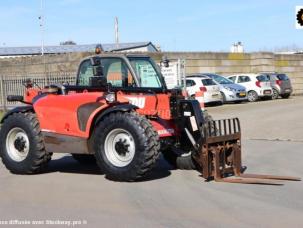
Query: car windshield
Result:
<box><xmin>256</xmin><ymin>75</ymin><xmax>269</xmax><ymax>82</ymax></box>
<box><xmin>128</xmin><ymin>57</ymin><xmax>163</xmax><ymax>88</ymax></box>
<box><xmin>207</xmin><ymin>74</ymin><xmax>234</xmax><ymax>85</ymax></box>
<box><xmin>277</xmin><ymin>74</ymin><xmax>289</xmax><ymax>80</ymax></box>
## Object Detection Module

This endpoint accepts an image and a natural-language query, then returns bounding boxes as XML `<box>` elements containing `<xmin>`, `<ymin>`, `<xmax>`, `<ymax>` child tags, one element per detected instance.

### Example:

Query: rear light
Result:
<box><xmin>199</xmin><ymin>86</ymin><xmax>207</xmax><ymax>92</ymax></box>
<box><xmin>255</xmin><ymin>81</ymin><xmax>261</xmax><ymax>87</ymax></box>
<box><xmin>276</xmin><ymin>80</ymin><xmax>282</xmax><ymax>86</ymax></box>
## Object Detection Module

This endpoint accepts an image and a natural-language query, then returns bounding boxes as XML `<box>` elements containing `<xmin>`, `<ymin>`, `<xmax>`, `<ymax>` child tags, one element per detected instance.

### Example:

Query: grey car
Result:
<box><xmin>203</xmin><ymin>73</ymin><xmax>247</xmax><ymax>103</ymax></box>
<box><xmin>262</xmin><ymin>73</ymin><xmax>292</xmax><ymax>99</ymax></box>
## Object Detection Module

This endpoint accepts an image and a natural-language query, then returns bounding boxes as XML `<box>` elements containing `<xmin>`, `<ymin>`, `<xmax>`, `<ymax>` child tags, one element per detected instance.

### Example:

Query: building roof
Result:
<box><xmin>0</xmin><ymin>42</ymin><xmax>158</xmax><ymax>56</ymax></box>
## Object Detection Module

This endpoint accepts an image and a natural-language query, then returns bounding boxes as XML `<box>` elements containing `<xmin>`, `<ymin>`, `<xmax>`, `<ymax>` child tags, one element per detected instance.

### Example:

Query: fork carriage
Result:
<box><xmin>194</xmin><ymin>118</ymin><xmax>300</xmax><ymax>185</ymax></box>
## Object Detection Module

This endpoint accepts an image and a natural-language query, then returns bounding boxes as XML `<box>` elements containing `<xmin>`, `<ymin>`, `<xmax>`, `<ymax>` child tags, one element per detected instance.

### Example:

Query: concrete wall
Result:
<box><xmin>0</xmin><ymin>51</ymin><xmax>302</xmax><ymax>94</ymax></box>
<box><xmin>150</xmin><ymin>52</ymin><xmax>303</xmax><ymax>95</ymax></box>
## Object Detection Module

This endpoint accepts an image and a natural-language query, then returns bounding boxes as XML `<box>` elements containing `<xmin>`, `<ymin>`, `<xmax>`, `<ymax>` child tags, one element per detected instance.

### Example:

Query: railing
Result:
<box><xmin>0</xmin><ymin>72</ymin><xmax>76</xmax><ymax>110</ymax></box>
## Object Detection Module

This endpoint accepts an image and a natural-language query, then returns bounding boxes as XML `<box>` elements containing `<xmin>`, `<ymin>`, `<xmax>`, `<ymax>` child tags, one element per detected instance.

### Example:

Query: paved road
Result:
<box><xmin>0</xmin><ymin>97</ymin><xmax>302</xmax><ymax>228</ymax></box>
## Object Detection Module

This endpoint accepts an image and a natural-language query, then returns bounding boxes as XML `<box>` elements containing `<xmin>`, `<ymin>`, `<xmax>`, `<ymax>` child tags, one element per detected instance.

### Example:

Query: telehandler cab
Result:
<box><xmin>0</xmin><ymin>45</ymin><xmax>300</xmax><ymax>184</ymax></box>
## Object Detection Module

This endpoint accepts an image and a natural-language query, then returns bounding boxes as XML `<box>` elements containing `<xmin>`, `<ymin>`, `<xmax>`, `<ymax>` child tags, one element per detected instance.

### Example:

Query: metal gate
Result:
<box><xmin>0</xmin><ymin>72</ymin><xmax>76</xmax><ymax>111</ymax></box>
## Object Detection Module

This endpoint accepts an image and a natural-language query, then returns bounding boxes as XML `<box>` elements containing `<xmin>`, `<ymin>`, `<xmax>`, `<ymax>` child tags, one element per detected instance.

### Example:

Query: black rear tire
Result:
<box><xmin>93</xmin><ymin>112</ymin><xmax>160</xmax><ymax>181</ymax></box>
<box><xmin>0</xmin><ymin>112</ymin><xmax>51</xmax><ymax>174</ymax></box>
<box><xmin>281</xmin><ymin>93</ymin><xmax>290</xmax><ymax>99</ymax></box>
<box><xmin>72</xmin><ymin>154</ymin><xmax>96</xmax><ymax>164</ymax></box>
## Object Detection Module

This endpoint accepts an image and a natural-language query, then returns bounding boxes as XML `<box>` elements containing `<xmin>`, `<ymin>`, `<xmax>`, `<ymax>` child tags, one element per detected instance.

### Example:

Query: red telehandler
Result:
<box><xmin>0</xmin><ymin>46</ymin><xmax>300</xmax><ymax>184</ymax></box>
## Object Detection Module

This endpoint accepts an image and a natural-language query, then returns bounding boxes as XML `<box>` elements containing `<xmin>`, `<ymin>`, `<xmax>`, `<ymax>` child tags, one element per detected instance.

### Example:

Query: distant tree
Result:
<box><xmin>259</xmin><ymin>44</ymin><xmax>303</xmax><ymax>53</ymax></box>
<box><xmin>60</xmin><ymin>40</ymin><xmax>77</xmax><ymax>45</ymax></box>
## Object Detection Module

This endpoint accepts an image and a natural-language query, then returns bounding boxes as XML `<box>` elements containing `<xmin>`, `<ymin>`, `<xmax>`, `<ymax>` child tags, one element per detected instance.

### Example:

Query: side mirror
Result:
<box><xmin>90</xmin><ymin>57</ymin><xmax>101</xmax><ymax>66</ymax></box>
<box><xmin>93</xmin><ymin>66</ymin><xmax>103</xmax><ymax>76</ymax></box>
<box><xmin>90</xmin><ymin>57</ymin><xmax>104</xmax><ymax>76</ymax></box>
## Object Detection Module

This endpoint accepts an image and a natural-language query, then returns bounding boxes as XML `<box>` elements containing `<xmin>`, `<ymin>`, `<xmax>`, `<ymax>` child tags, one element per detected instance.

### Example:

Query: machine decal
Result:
<box><xmin>125</xmin><ymin>97</ymin><xmax>146</xmax><ymax>109</ymax></box>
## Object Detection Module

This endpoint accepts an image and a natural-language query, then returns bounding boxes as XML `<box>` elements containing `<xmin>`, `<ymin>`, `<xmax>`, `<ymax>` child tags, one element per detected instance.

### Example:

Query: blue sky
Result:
<box><xmin>0</xmin><ymin>0</ymin><xmax>302</xmax><ymax>52</ymax></box>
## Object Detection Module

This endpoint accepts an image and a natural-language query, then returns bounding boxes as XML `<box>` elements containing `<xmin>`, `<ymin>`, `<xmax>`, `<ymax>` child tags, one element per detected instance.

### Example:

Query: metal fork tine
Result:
<box><xmin>228</xmin><ymin>119</ymin><xmax>231</xmax><ymax>134</ymax></box>
<box><xmin>216</xmin><ymin>177</ymin><xmax>284</xmax><ymax>185</ymax></box>
<box><xmin>233</xmin><ymin>119</ymin><xmax>237</xmax><ymax>133</ymax></box>
<box><xmin>213</xmin><ymin>121</ymin><xmax>217</xmax><ymax>136</ymax></box>
<box><xmin>239</xmin><ymin>174</ymin><xmax>301</xmax><ymax>181</ymax></box>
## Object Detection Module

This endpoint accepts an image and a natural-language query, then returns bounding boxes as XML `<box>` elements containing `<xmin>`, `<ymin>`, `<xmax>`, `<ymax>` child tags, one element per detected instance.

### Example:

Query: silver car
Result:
<box><xmin>262</xmin><ymin>73</ymin><xmax>293</xmax><ymax>99</ymax></box>
<box><xmin>203</xmin><ymin>73</ymin><xmax>247</xmax><ymax>103</ymax></box>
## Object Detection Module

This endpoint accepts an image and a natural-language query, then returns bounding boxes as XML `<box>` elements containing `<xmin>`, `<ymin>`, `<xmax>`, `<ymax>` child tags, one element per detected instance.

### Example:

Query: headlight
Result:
<box><xmin>105</xmin><ymin>93</ymin><xmax>116</xmax><ymax>103</ymax></box>
<box><xmin>224</xmin><ymin>86</ymin><xmax>236</xmax><ymax>92</ymax></box>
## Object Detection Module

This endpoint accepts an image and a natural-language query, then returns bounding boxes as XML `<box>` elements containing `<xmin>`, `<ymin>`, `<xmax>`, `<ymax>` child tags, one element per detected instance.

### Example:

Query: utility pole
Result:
<box><xmin>39</xmin><ymin>0</ymin><xmax>48</xmax><ymax>83</ymax></box>
<box><xmin>115</xmin><ymin>17</ymin><xmax>119</xmax><ymax>49</ymax></box>
<box><xmin>39</xmin><ymin>0</ymin><xmax>44</xmax><ymax>56</ymax></box>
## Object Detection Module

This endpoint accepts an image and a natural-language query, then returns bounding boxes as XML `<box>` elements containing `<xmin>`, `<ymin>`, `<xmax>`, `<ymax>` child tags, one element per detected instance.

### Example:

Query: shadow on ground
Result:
<box><xmin>44</xmin><ymin>155</ymin><xmax>172</xmax><ymax>182</ymax></box>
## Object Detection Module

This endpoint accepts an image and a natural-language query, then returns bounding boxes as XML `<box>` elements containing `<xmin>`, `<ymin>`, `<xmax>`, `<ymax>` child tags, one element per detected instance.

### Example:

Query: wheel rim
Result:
<box><xmin>272</xmin><ymin>89</ymin><xmax>278</xmax><ymax>99</ymax></box>
<box><xmin>104</xmin><ymin>128</ymin><xmax>136</xmax><ymax>167</ymax></box>
<box><xmin>248</xmin><ymin>91</ymin><xmax>257</xmax><ymax>102</ymax></box>
<box><xmin>6</xmin><ymin>127</ymin><xmax>30</xmax><ymax>162</ymax></box>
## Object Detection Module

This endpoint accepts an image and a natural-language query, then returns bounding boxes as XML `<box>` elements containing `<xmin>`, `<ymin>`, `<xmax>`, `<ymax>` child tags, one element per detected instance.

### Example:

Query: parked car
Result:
<box><xmin>227</xmin><ymin>74</ymin><xmax>272</xmax><ymax>102</ymax></box>
<box><xmin>186</xmin><ymin>75</ymin><xmax>222</xmax><ymax>104</ymax></box>
<box><xmin>203</xmin><ymin>73</ymin><xmax>247</xmax><ymax>103</ymax></box>
<box><xmin>261</xmin><ymin>73</ymin><xmax>292</xmax><ymax>99</ymax></box>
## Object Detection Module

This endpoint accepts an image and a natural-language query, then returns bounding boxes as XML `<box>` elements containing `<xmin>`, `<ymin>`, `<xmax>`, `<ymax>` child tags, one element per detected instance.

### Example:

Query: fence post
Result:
<box><xmin>0</xmin><ymin>75</ymin><xmax>6</xmax><ymax>112</ymax></box>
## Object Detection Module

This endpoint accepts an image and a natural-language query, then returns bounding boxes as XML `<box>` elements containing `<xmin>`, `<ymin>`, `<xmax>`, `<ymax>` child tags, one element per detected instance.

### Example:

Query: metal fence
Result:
<box><xmin>0</xmin><ymin>72</ymin><xmax>77</xmax><ymax>110</ymax></box>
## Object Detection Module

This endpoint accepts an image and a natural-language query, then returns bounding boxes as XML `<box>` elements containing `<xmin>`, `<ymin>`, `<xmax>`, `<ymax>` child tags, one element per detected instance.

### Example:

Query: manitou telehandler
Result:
<box><xmin>0</xmin><ymin>45</ymin><xmax>300</xmax><ymax>184</ymax></box>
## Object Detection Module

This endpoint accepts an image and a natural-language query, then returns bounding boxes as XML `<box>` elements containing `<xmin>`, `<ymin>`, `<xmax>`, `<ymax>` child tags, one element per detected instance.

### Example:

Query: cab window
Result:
<box><xmin>77</xmin><ymin>58</ymin><xmax>135</xmax><ymax>87</ymax></box>
<box><xmin>78</xmin><ymin>60</ymin><xmax>93</xmax><ymax>86</ymax></box>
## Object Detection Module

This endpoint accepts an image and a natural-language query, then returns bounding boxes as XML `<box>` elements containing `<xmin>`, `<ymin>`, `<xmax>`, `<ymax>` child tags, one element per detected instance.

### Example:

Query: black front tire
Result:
<box><xmin>0</xmin><ymin>112</ymin><xmax>51</xmax><ymax>174</ymax></box>
<box><xmin>162</xmin><ymin>149</ymin><xmax>197</xmax><ymax>170</ymax></box>
<box><xmin>94</xmin><ymin>112</ymin><xmax>160</xmax><ymax>181</ymax></box>
<box><xmin>162</xmin><ymin>111</ymin><xmax>215</xmax><ymax>170</ymax></box>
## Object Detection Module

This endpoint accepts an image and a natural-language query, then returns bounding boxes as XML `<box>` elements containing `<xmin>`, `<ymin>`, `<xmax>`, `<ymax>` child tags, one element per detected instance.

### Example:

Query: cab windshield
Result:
<box><xmin>128</xmin><ymin>57</ymin><xmax>163</xmax><ymax>88</ymax></box>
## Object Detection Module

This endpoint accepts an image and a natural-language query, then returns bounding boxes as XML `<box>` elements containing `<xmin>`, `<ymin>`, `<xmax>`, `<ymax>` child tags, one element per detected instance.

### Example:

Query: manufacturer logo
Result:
<box><xmin>296</xmin><ymin>6</ymin><xmax>303</xmax><ymax>29</ymax></box>
<box><xmin>126</xmin><ymin>97</ymin><xmax>146</xmax><ymax>109</ymax></box>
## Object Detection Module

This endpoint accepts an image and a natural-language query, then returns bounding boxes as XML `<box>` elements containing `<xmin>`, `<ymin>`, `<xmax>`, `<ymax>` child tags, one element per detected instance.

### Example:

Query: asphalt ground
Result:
<box><xmin>0</xmin><ymin>97</ymin><xmax>302</xmax><ymax>228</ymax></box>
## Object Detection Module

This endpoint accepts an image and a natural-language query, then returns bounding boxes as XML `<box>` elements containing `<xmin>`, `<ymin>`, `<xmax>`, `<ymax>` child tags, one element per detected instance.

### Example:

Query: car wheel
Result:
<box><xmin>247</xmin><ymin>91</ymin><xmax>258</xmax><ymax>102</ymax></box>
<box><xmin>272</xmin><ymin>89</ymin><xmax>279</xmax><ymax>99</ymax></box>
<box><xmin>281</xmin><ymin>94</ymin><xmax>290</xmax><ymax>99</ymax></box>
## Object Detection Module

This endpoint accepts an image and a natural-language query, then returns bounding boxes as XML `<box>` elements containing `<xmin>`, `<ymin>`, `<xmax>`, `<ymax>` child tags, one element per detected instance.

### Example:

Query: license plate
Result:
<box><xmin>264</xmin><ymin>90</ymin><xmax>271</xmax><ymax>94</ymax></box>
<box><xmin>285</xmin><ymin>89</ymin><xmax>291</xmax><ymax>92</ymax></box>
<box><xmin>239</xmin><ymin>92</ymin><xmax>246</xmax><ymax>97</ymax></box>
<box><xmin>212</xmin><ymin>94</ymin><xmax>219</xmax><ymax>97</ymax></box>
